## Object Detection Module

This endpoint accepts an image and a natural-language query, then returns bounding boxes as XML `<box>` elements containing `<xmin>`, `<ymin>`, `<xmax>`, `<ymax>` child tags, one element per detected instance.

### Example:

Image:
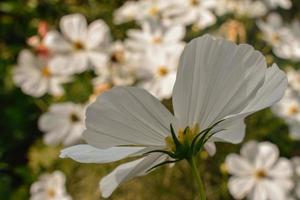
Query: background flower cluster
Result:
<box><xmin>1</xmin><ymin>0</ymin><xmax>300</xmax><ymax>199</ymax></box>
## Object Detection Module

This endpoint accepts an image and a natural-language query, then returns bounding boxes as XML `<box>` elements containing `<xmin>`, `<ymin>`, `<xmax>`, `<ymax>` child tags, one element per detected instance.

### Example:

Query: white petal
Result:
<box><xmin>263</xmin><ymin>180</ymin><xmax>286</xmax><ymax>200</ymax></box>
<box><xmin>44</xmin><ymin>31</ymin><xmax>72</xmax><ymax>53</ymax></box>
<box><xmin>88</xmin><ymin>52</ymin><xmax>109</xmax><ymax>71</ymax></box>
<box><xmin>60</xmin><ymin>13</ymin><xmax>87</xmax><ymax>42</ymax></box>
<box><xmin>83</xmin><ymin>86</ymin><xmax>177</xmax><ymax>149</ymax></box>
<box><xmin>255</xmin><ymin>142</ymin><xmax>279</xmax><ymax>169</ymax></box>
<box><xmin>164</xmin><ymin>25</ymin><xmax>185</xmax><ymax>43</ymax></box>
<box><xmin>269</xmin><ymin>158</ymin><xmax>293</xmax><ymax>178</ymax></box>
<box><xmin>241</xmin><ymin>141</ymin><xmax>259</xmax><ymax>163</ymax></box>
<box><xmin>67</xmin><ymin>52</ymin><xmax>89</xmax><ymax>73</ymax></box>
<box><xmin>226</xmin><ymin>154</ymin><xmax>253</xmax><ymax>176</ymax></box>
<box><xmin>172</xmin><ymin>35</ymin><xmax>267</xmax><ymax>129</ymax></box>
<box><xmin>228</xmin><ymin>176</ymin><xmax>255</xmax><ymax>199</ymax></box>
<box><xmin>204</xmin><ymin>142</ymin><xmax>216</xmax><ymax>156</ymax></box>
<box><xmin>60</xmin><ymin>144</ymin><xmax>144</xmax><ymax>163</ymax></box>
<box><xmin>86</xmin><ymin>19</ymin><xmax>110</xmax><ymax>49</ymax></box>
<box><xmin>99</xmin><ymin>153</ymin><xmax>167</xmax><ymax>198</ymax></box>
<box><xmin>251</xmin><ymin>181</ymin><xmax>268</xmax><ymax>200</ymax></box>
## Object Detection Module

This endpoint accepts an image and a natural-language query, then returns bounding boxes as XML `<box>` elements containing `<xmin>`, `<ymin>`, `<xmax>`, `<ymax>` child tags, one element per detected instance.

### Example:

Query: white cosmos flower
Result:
<box><xmin>30</xmin><ymin>171</ymin><xmax>71</xmax><ymax>200</ymax></box>
<box><xmin>60</xmin><ymin>35</ymin><xmax>287</xmax><ymax>198</ymax></box>
<box><xmin>216</xmin><ymin>0</ymin><xmax>267</xmax><ymax>18</ymax></box>
<box><xmin>226</xmin><ymin>141</ymin><xmax>293</xmax><ymax>200</ymax></box>
<box><xmin>138</xmin><ymin>46</ymin><xmax>182</xmax><ymax>100</ymax></box>
<box><xmin>291</xmin><ymin>157</ymin><xmax>300</xmax><ymax>199</ymax></box>
<box><xmin>125</xmin><ymin>20</ymin><xmax>185</xmax><ymax>52</ymax></box>
<box><xmin>263</xmin><ymin>0</ymin><xmax>292</xmax><ymax>9</ymax></box>
<box><xmin>113</xmin><ymin>0</ymin><xmax>174</xmax><ymax>25</ymax></box>
<box><xmin>44</xmin><ymin>13</ymin><xmax>110</xmax><ymax>74</ymax></box>
<box><xmin>162</xmin><ymin>0</ymin><xmax>217</xmax><ymax>29</ymax></box>
<box><xmin>13</xmin><ymin>49</ymin><xmax>71</xmax><ymax>97</ymax></box>
<box><xmin>39</xmin><ymin>102</ymin><xmax>85</xmax><ymax>146</ymax></box>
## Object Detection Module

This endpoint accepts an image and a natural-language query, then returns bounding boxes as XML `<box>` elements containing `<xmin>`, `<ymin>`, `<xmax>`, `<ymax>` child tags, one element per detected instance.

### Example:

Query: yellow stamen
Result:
<box><xmin>255</xmin><ymin>169</ymin><xmax>267</xmax><ymax>179</ymax></box>
<box><xmin>158</xmin><ymin>66</ymin><xmax>169</xmax><ymax>77</ymax></box>
<box><xmin>149</xmin><ymin>6</ymin><xmax>159</xmax><ymax>16</ymax></box>
<box><xmin>41</xmin><ymin>66</ymin><xmax>51</xmax><ymax>77</ymax></box>
<box><xmin>70</xmin><ymin>113</ymin><xmax>80</xmax><ymax>122</ymax></box>
<box><xmin>152</xmin><ymin>36</ymin><xmax>162</xmax><ymax>44</ymax></box>
<box><xmin>47</xmin><ymin>188</ymin><xmax>56</xmax><ymax>197</ymax></box>
<box><xmin>288</xmin><ymin>104</ymin><xmax>299</xmax><ymax>115</ymax></box>
<box><xmin>73</xmin><ymin>41</ymin><xmax>85</xmax><ymax>50</ymax></box>
<box><xmin>111</xmin><ymin>50</ymin><xmax>125</xmax><ymax>63</ymax></box>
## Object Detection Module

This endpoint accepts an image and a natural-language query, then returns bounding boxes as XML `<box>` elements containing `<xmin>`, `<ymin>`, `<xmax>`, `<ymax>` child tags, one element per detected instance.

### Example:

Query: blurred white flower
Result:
<box><xmin>61</xmin><ymin>35</ymin><xmax>287</xmax><ymax>198</ymax></box>
<box><xmin>291</xmin><ymin>157</ymin><xmax>300</xmax><ymax>199</ymax></box>
<box><xmin>30</xmin><ymin>171</ymin><xmax>71</xmax><ymax>200</ymax></box>
<box><xmin>226</xmin><ymin>141</ymin><xmax>293</xmax><ymax>200</ymax></box>
<box><xmin>138</xmin><ymin>47</ymin><xmax>181</xmax><ymax>99</ymax></box>
<box><xmin>163</xmin><ymin>0</ymin><xmax>217</xmax><ymax>29</ymax></box>
<box><xmin>44</xmin><ymin>13</ymin><xmax>110</xmax><ymax>74</ymax></box>
<box><xmin>114</xmin><ymin>0</ymin><xmax>174</xmax><ymax>25</ymax></box>
<box><xmin>272</xmin><ymin>69</ymin><xmax>300</xmax><ymax>140</ymax></box>
<box><xmin>13</xmin><ymin>50</ymin><xmax>71</xmax><ymax>97</ymax></box>
<box><xmin>216</xmin><ymin>0</ymin><xmax>267</xmax><ymax>18</ymax></box>
<box><xmin>125</xmin><ymin>20</ymin><xmax>185</xmax><ymax>52</ymax></box>
<box><xmin>263</xmin><ymin>0</ymin><xmax>292</xmax><ymax>9</ymax></box>
<box><xmin>258</xmin><ymin>15</ymin><xmax>300</xmax><ymax>61</ymax></box>
<box><xmin>38</xmin><ymin>102</ymin><xmax>85</xmax><ymax>146</ymax></box>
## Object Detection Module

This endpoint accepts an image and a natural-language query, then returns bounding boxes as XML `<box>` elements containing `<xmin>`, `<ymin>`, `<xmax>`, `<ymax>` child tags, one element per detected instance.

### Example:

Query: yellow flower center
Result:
<box><xmin>149</xmin><ymin>6</ymin><xmax>159</xmax><ymax>16</ymax></box>
<box><xmin>255</xmin><ymin>169</ymin><xmax>267</xmax><ymax>179</ymax></box>
<box><xmin>70</xmin><ymin>113</ymin><xmax>80</xmax><ymax>122</ymax></box>
<box><xmin>111</xmin><ymin>50</ymin><xmax>125</xmax><ymax>63</ymax></box>
<box><xmin>158</xmin><ymin>66</ymin><xmax>169</xmax><ymax>77</ymax></box>
<box><xmin>47</xmin><ymin>188</ymin><xmax>56</xmax><ymax>197</ymax></box>
<box><xmin>288</xmin><ymin>104</ymin><xmax>299</xmax><ymax>116</ymax></box>
<box><xmin>190</xmin><ymin>0</ymin><xmax>199</xmax><ymax>6</ymax></box>
<box><xmin>73</xmin><ymin>41</ymin><xmax>85</xmax><ymax>50</ymax></box>
<box><xmin>41</xmin><ymin>66</ymin><xmax>51</xmax><ymax>77</ymax></box>
<box><xmin>152</xmin><ymin>36</ymin><xmax>162</xmax><ymax>44</ymax></box>
<box><xmin>165</xmin><ymin>124</ymin><xmax>200</xmax><ymax>151</ymax></box>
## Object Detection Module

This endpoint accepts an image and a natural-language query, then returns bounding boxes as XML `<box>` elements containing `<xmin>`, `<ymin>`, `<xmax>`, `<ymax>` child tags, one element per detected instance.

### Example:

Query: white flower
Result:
<box><xmin>113</xmin><ymin>0</ymin><xmax>174</xmax><ymax>25</ymax></box>
<box><xmin>61</xmin><ymin>35</ymin><xmax>287</xmax><ymax>198</ymax></box>
<box><xmin>286</xmin><ymin>68</ymin><xmax>300</xmax><ymax>92</ymax></box>
<box><xmin>163</xmin><ymin>0</ymin><xmax>217</xmax><ymax>29</ymax></box>
<box><xmin>291</xmin><ymin>157</ymin><xmax>300</xmax><ymax>199</ymax></box>
<box><xmin>13</xmin><ymin>49</ymin><xmax>71</xmax><ymax>97</ymax></box>
<box><xmin>44</xmin><ymin>13</ymin><xmax>110</xmax><ymax>74</ymax></box>
<box><xmin>125</xmin><ymin>20</ymin><xmax>185</xmax><ymax>52</ymax></box>
<box><xmin>30</xmin><ymin>171</ymin><xmax>71</xmax><ymax>200</ymax></box>
<box><xmin>226</xmin><ymin>141</ymin><xmax>293</xmax><ymax>200</ymax></box>
<box><xmin>216</xmin><ymin>0</ymin><xmax>267</xmax><ymax>18</ymax></box>
<box><xmin>138</xmin><ymin>47</ymin><xmax>182</xmax><ymax>99</ymax></box>
<box><xmin>263</xmin><ymin>0</ymin><xmax>292</xmax><ymax>9</ymax></box>
<box><xmin>38</xmin><ymin>102</ymin><xmax>85</xmax><ymax>146</ymax></box>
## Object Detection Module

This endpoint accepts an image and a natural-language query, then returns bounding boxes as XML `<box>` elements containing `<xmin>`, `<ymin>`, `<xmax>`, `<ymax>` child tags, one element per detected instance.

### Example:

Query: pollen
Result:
<box><xmin>111</xmin><ymin>50</ymin><xmax>125</xmax><ymax>63</ymax></box>
<box><xmin>165</xmin><ymin>124</ymin><xmax>200</xmax><ymax>151</ymax></box>
<box><xmin>73</xmin><ymin>41</ymin><xmax>85</xmax><ymax>50</ymax></box>
<box><xmin>255</xmin><ymin>169</ymin><xmax>267</xmax><ymax>179</ymax></box>
<box><xmin>152</xmin><ymin>36</ymin><xmax>162</xmax><ymax>44</ymax></box>
<box><xmin>149</xmin><ymin>6</ymin><xmax>159</xmax><ymax>16</ymax></box>
<box><xmin>190</xmin><ymin>0</ymin><xmax>199</xmax><ymax>6</ymax></box>
<box><xmin>158</xmin><ymin>66</ymin><xmax>169</xmax><ymax>77</ymax></box>
<box><xmin>287</xmin><ymin>104</ymin><xmax>299</xmax><ymax>116</ymax></box>
<box><xmin>47</xmin><ymin>188</ymin><xmax>56</xmax><ymax>197</ymax></box>
<box><xmin>70</xmin><ymin>113</ymin><xmax>80</xmax><ymax>122</ymax></box>
<box><xmin>41</xmin><ymin>66</ymin><xmax>51</xmax><ymax>77</ymax></box>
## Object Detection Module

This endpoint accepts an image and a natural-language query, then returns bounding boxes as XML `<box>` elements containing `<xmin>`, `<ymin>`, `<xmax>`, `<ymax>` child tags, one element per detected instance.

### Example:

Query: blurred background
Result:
<box><xmin>1</xmin><ymin>0</ymin><xmax>300</xmax><ymax>199</ymax></box>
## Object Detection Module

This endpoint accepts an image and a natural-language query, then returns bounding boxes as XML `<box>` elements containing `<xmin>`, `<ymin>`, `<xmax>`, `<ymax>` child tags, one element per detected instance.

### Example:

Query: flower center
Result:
<box><xmin>47</xmin><ymin>188</ymin><xmax>56</xmax><ymax>197</ymax></box>
<box><xmin>190</xmin><ymin>0</ymin><xmax>199</xmax><ymax>6</ymax></box>
<box><xmin>111</xmin><ymin>50</ymin><xmax>125</xmax><ymax>63</ymax></box>
<box><xmin>157</xmin><ymin>66</ymin><xmax>169</xmax><ymax>77</ymax></box>
<box><xmin>287</xmin><ymin>104</ymin><xmax>299</xmax><ymax>116</ymax></box>
<box><xmin>152</xmin><ymin>36</ymin><xmax>162</xmax><ymax>44</ymax></box>
<box><xmin>255</xmin><ymin>169</ymin><xmax>267</xmax><ymax>179</ymax></box>
<box><xmin>165</xmin><ymin>124</ymin><xmax>199</xmax><ymax>151</ymax></box>
<box><xmin>41</xmin><ymin>66</ymin><xmax>51</xmax><ymax>77</ymax></box>
<box><xmin>149</xmin><ymin>6</ymin><xmax>159</xmax><ymax>16</ymax></box>
<box><xmin>70</xmin><ymin>113</ymin><xmax>80</xmax><ymax>122</ymax></box>
<box><xmin>73</xmin><ymin>41</ymin><xmax>85</xmax><ymax>51</ymax></box>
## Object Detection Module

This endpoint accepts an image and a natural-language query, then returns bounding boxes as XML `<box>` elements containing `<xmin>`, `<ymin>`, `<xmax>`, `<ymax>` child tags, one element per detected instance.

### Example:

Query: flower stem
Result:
<box><xmin>187</xmin><ymin>156</ymin><xmax>206</xmax><ymax>200</ymax></box>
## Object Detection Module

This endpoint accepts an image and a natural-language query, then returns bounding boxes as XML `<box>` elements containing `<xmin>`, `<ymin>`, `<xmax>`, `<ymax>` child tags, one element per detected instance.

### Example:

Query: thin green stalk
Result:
<box><xmin>187</xmin><ymin>156</ymin><xmax>206</xmax><ymax>200</ymax></box>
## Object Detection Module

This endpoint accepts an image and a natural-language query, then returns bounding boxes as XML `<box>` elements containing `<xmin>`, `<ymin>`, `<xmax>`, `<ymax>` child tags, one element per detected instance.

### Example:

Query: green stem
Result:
<box><xmin>187</xmin><ymin>156</ymin><xmax>206</xmax><ymax>200</ymax></box>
